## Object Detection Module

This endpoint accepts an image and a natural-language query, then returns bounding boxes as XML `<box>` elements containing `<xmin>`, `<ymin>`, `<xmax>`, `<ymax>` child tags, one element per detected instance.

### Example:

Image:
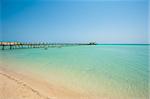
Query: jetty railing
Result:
<box><xmin>0</xmin><ymin>42</ymin><xmax>96</xmax><ymax>50</ymax></box>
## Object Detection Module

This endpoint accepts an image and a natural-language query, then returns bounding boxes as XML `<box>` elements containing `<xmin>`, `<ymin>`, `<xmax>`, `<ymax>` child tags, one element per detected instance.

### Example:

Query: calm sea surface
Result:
<box><xmin>0</xmin><ymin>45</ymin><xmax>149</xmax><ymax>99</ymax></box>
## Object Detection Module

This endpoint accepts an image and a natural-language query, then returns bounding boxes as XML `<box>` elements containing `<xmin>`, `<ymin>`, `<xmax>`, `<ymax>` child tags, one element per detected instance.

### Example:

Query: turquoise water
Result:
<box><xmin>0</xmin><ymin>45</ymin><xmax>149</xmax><ymax>99</ymax></box>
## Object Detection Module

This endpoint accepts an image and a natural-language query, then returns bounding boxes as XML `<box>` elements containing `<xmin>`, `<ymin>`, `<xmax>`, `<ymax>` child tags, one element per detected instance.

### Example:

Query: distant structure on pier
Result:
<box><xmin>88</xmin><ymin>42</ymin><xmax>96</xmax><ymax>45</ymax></box>
<box><xmin>0</xmin><ymin>42</ymin><xmax>21</xmax><ymax>45</ymax></box>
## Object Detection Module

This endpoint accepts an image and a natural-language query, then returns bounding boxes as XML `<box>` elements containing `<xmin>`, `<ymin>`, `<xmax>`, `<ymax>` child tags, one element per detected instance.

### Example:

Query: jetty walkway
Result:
<box><xmin>0</xmin><ymin>42</ymin><xmax>96</xmax><ymax>50</ymax></box>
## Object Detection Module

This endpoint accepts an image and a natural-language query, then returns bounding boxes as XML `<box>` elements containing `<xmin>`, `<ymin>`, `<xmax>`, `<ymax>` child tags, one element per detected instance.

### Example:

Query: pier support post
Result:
<box><xmin>2</xmin><ymin>45</ymin><xmax>4</xmax><ymax>50</ymax></box>
<box><xmin>10</xmin><ymin>45</ymin><xmax>12</xmax><ymax>50</ymax></box>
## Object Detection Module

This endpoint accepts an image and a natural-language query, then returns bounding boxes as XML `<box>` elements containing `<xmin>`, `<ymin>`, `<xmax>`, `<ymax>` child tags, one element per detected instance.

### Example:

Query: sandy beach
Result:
<box><xmin>0</xmin><ymin>66</ymin><xmax>87</xmax><ymax>99</ymax></box>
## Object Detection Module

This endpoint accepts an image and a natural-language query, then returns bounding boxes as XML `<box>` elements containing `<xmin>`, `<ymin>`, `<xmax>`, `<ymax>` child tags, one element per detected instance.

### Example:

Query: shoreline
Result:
<box><xmin>0</xmin><ymin>67</ymin><xmax>53</xmax><ymax>99</ymax></box>
<box><xmin>0</xmin><ymin>66</ymin><xmax>86</xmax><ymax>99</ymax></box>
<box><xmin>0</xmin><ymin>63</ymin><xmax>148</xmax><ymax>99</ymax></box>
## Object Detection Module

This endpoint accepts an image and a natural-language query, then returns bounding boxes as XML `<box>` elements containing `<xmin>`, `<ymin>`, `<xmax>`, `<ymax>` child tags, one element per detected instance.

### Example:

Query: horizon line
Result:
<box><xmin>0</xmin><ymin>41</ymin><xmax>149</xmax><ymax>45</ymax></box>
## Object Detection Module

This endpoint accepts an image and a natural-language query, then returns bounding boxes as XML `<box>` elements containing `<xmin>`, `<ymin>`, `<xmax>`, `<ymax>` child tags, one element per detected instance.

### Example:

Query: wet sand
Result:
<box><xmin>0</xmin><ymin>66</ymin><xmax>87</xmax><ymax>99</ymax></box>
<box><xmin>0</xmin><ymin>65</ymin><xmax>148</xmax><ymax>99</ymax></box>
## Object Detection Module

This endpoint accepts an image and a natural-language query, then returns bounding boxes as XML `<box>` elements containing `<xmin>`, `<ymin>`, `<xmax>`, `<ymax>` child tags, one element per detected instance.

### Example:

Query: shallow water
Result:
<box><xmin>0</xmin><ymin>45</ymin><xmax>149</xmax><ymax>99</ymax></box>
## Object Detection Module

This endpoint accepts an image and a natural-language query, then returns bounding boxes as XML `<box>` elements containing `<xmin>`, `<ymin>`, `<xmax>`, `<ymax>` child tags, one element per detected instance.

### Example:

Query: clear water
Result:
<box><xmin>0</xmin><ymin>45</ymin><xmax>149</xmax><ymax>99</ymax></box>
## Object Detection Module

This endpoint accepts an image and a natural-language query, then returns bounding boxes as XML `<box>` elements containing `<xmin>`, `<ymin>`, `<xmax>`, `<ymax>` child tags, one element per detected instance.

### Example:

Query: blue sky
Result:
<box><xmin>0</xmin><ymin>0</ymin><xmax>149</xmax><ymax>43</ymax></box>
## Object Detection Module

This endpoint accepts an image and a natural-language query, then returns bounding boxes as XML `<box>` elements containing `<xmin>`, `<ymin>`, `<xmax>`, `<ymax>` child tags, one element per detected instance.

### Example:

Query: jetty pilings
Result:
<box><xmin>0</xmin><ymin>42</ymin><xmax>96</xmax><ymax>50</ymax></box>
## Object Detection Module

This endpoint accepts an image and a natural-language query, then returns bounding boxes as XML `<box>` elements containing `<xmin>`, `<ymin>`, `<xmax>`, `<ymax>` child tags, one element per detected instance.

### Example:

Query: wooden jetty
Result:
<box><xmin>0</xmin><ymin>42</ymin><xmax>96</xmax><ymax>50</ymax></box>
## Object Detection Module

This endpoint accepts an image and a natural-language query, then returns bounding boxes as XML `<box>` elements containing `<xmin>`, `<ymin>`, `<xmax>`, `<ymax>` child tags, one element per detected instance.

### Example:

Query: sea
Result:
<box><xmin>0</xmin><ymin>45</ymin><xmax>149</xmax><ymax>99</ymax></box>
